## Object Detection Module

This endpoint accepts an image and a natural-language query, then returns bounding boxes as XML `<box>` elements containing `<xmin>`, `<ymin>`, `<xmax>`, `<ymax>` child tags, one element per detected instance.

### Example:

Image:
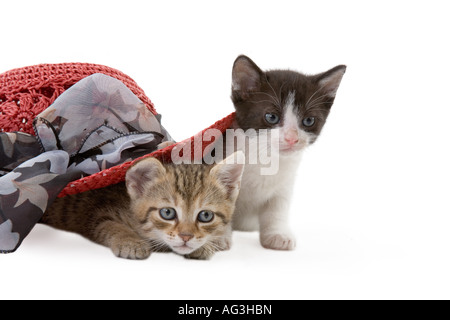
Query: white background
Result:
<box><xmin>1</xmin><ymin>0</ymin><xmax>449</xmax><ymax>300</ymax></box>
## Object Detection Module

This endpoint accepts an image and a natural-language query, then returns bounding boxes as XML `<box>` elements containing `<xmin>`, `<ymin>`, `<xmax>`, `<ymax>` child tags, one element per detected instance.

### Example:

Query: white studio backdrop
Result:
<box><xmin>0</xmin><ymin>0</ymin><xmax>449</xmax><ymax>300</ymax></box>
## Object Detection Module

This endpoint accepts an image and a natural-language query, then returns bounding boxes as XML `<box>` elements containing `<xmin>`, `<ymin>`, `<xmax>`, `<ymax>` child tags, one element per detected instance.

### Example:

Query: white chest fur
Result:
<box><xmin>233</xmin><ymin>151</ymin><xmax>302</xmax><ymax>231</ymax></box>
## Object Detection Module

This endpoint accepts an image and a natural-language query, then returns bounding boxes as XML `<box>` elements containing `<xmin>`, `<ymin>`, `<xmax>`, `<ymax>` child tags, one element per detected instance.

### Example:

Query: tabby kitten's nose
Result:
<box><xmin>179</xmin><ymin>233</ymin><xmax>194</xmax><ymax>242</ymax></box>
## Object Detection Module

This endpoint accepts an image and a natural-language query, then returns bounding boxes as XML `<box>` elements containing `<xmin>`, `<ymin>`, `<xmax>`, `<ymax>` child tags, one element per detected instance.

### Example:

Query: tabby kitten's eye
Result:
<box><xmin>302</xmin><ymin>117</ymin><xmax>315</xmax><ymax>127</ymax></box>
<box><xmin>160</xmin><ymin>208</ymin><xmax>177</xmax><ymax>220</ymax></box>
<box><xmin>198</xmin><ymin>210</ymin><xmax>215</xmax><ymax>223</ymax></box>
<box><xmin>265</xmin><ymin>113</ymin><xmax>280</xmax><ymax>125</ymax></box>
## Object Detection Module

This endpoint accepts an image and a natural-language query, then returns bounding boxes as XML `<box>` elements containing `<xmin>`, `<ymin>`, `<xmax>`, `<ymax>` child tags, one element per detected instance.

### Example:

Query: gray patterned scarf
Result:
<box><xmin>0</xmin><ymin>74</ymin><xmax>171</xmax><ymax>253</ymax></box>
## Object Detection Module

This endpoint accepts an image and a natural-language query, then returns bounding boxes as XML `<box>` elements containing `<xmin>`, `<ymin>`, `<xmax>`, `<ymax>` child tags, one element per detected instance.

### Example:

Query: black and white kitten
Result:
<box><xmin>230</xmin><ymin>55</ymin><xmax>346</xmax><ymax>250</ymax></box>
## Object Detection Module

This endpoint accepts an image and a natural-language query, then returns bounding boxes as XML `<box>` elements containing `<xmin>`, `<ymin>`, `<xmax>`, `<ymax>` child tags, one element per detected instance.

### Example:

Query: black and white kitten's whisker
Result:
<box><xmin>278</xmin><ymin>81</ymin><xmax>287</xmax><ymax>104</ymax></box>
<box><xmin>264</xmin><ymin>75</ymin><xmax>282</xmax><ymax>106</ymax></box>
<box><xmin>304</xmin><ymin>85</ymin><xmax>326</xmax><ymax>108</ymax></box>
<box><xmin>305</xmin><ymin>93</ymin><xmax>333</xmax><ymax>110</ymax></box>
<box><xmin>252</xmin><ymin>91</ymin><xmax>280</xmax><ymax>107</ymax></box>
<box><xmin>305</xmin><ymin>108</ymin><xmax>332</xmax><ymax>115</ymax></box>
<box><xmin>251</xmin><ymin>100</ymin><xmax>281</xmax><ymax>105</ymax></box>
<box><xmin>306</xmin><ymin>100</ymin><xmax>334</xmax><ymax>108</ymax></box>
<box><xmin>306</xmin><ymin>102</ymin><xmax>334</xmax><ymax>112</ymax></box>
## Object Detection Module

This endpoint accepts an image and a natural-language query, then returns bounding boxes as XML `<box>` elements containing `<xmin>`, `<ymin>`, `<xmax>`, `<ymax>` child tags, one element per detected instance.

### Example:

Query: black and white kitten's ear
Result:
<box><xmin>232</xmin><ymin>55</ymin><xmax>264</xmax><ymax>99</ymax></box>
<box><xmin>317</xmin><ymin>65</ymin><xmax>347</xmax><ymax>98</ymax></box>
<box><xmin>211</xmin><ymin>151</ymin><xmax>245</xmax><ymax>200</ymax></box>
<box><xmin>126</xmin><ymin>157</ymin><xmax>166</xmax><ymax>199</ymax></box>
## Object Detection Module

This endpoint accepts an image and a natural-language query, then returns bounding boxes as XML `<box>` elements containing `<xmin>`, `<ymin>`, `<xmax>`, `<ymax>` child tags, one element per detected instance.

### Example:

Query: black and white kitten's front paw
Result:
<box><xmin>260</xmin><ymin>230</ymin><xmax>296</xmax><ymax>251</ymax></box>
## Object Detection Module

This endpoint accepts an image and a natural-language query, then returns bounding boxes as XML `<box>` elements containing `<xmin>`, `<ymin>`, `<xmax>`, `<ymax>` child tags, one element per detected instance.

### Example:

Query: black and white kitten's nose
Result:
<box><xmin>179</xmin><ymin>233</ymin><xmax>194</xmax><ymax>243</ymax></box>
<box><xmin>284</xmin><ymin>128</ymin><xmax>299</xmax><ymax>146</ymax></box>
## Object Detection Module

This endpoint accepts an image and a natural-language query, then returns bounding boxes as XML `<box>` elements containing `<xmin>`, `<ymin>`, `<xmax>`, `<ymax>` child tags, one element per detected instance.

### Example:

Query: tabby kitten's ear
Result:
<box><xmin>316</xmin><ymin>65</ymin><xmax>347</xmax><ymax>99</ymax></box>
<box><xmin>126</xmin><ymin>157</ymin><xmax>166</xmax><ymax>199</ymax></box>
<box><xmin>232</xmin><ymin>55</ymin><xmax>264</xmax><ymax>100</ymax></box>
<box><xmin>211</xmin><ymin>151</ymin><xmax>245</xmax><ymax>200</ymax></box>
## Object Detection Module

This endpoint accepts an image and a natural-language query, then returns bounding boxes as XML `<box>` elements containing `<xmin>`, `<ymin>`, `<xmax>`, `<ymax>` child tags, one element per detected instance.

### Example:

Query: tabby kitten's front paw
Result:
<box><xmin>157</xmin><ymin>141</ymin><xmax>176</xmax><ymax>150</ymax></box>
<box><xmin>184</xmin><ymin>247</ymin><xmax>215</xmax><ymax>260</ymax></box>
<box><xmin>111</xmin><ymin>238</ymin><xmax>152</xmax><ymax>260</ymax></box>
<box><xmin>214</xmin><ymin>235</ymin><xmax>232</xmax><ymax>251</ymax></box>
<box><xmin>260</xmin><ymin>231</ymin><xmax>296</xmax><ymax>251</ymax></box>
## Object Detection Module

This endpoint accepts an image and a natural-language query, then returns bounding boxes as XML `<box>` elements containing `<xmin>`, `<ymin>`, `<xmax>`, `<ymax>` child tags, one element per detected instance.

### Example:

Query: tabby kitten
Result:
<box><xmin>41</xmin><ymin>152</ymin><xmax>244</xmax><ymax>260</ymax></box>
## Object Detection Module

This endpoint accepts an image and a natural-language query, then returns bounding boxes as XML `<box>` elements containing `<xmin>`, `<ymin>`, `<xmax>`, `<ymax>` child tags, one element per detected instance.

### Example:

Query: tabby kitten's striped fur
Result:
<box><xmin>41</xmin><ymin>153</ymin><xmax>244</xmax><ymax>260</ymax></box>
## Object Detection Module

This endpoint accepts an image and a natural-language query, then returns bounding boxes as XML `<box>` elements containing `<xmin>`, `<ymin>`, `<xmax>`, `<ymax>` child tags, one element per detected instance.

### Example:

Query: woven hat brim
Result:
<box><xmin>58</xmin><ymin>112</ymin><xmax>235</xmax><ymax>197</ymax></box>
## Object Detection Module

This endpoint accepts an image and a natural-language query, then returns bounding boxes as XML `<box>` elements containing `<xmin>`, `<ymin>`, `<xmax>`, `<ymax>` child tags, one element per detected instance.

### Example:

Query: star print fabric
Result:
<box><xmin>0</xmin><ymin>74</ymin><xmax>171</xmax><ymax>253</ymax></box>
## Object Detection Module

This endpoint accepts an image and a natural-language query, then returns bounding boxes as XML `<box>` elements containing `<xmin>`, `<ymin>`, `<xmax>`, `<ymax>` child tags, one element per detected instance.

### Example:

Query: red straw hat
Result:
<box><xmin>0</xmin><ymin>63</ymin><xmax>235</xmax><ymax>197</ymax></box>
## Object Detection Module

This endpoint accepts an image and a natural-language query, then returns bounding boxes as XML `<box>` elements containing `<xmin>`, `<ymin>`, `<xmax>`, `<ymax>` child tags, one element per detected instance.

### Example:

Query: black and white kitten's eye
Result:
<box><xmin>302</xmin><ymin>117</ymin><xmax>315</xmax><ymax>127</ymax></box>
<box><xmin>197</xmin><ymin>210</ymin><xmax>215</xmax><ymax>223</ymax></box>
<box><xmin>264</xmin><ymin>113</ymin><xmax>280</xmax><ymax>125</ymax></box>
<box><xmin>160</xmin><ymin>208</ymin><xmax>177</xmax><ymax>220</ymax></box>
